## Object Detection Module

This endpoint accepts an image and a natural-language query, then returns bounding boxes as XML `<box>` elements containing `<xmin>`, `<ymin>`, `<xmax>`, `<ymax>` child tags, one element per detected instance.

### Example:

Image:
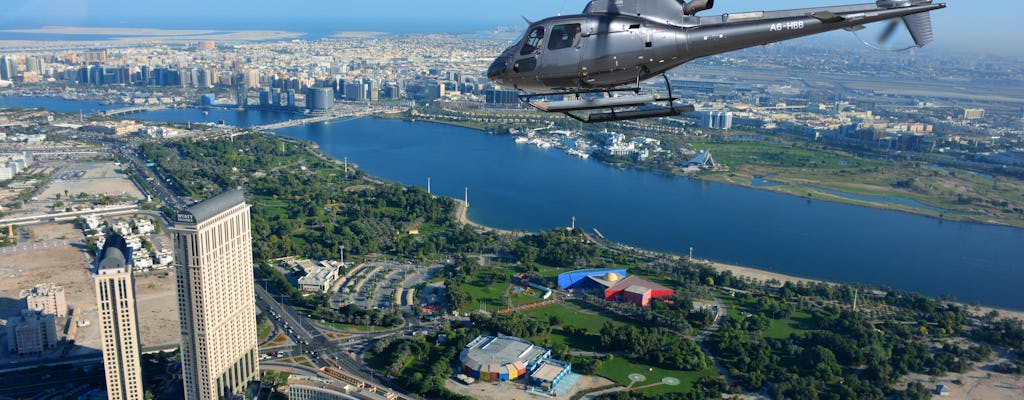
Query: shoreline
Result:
<box><xmin>452</xmin><ymin>196</ymin><xmax>1024</xmax><ymax>320</ymax></box>
<box><xmin>280</xmin><ymin>119</ymin><xmax>1024</xmax><ymax>319</ymax></box>
<box><xmin>403</xmin><ymin>112</ymin><xmax>1022</xmax><ymax>229</ymax></box>
<box><xmin>706</xmin><ymin>261</ymin><xmax>1024</xmax><ymax>322</ymax></box>
<box><xmin>441</xmin><ymin>174</ymin><xmax>1024</xmax><ymax>319</ymax></box>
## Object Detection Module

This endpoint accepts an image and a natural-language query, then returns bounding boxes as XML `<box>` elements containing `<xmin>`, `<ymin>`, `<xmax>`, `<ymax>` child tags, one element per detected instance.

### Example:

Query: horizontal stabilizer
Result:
<box><xmin>811</xmin><ymin>11</ymin><xmax>845</xmax><ymax>23</ymax></box>
<box><xmin>902</xmin><ymin>11</ymin><xmax>934</xmax><ymax>46</ymax></box>
<box><xmin>534</xmin><ymin>95</ymin><xmax>659</xmax><ymax>112</ymax></box>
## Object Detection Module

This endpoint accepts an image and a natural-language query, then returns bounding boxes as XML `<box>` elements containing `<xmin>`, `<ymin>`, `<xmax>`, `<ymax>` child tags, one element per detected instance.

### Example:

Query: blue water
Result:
<box><xmin>751</xmin><ymin>174</ymin><xmax>783</xmax><ymax>188</ymax></box>
<box><xmin>5</xmin><ymin>96</ymin><xmax>1024</xmax><ymax>310</ymax></box>
<box><xmin>0</xmin><ymin>95</ymin><xmax>117</xmax><ymax>114</ymax></box>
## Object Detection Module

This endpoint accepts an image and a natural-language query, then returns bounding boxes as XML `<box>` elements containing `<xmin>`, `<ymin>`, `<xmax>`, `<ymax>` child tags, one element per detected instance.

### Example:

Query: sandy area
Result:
<box><xmin>445</xmin><ymin>375</ymin><xmax>614</xmax><ymax>400</ymax></box>
<box><xmin>40</xmin><ymin>161</ymin><xmax>145</xmax><ymax>201</ymax></box>
<box><xmin>902</xmin><ymin>356</ymin><xmax>1024</xmax><ymax>400</ymax></box>
<box><xmin>134</xmin><ymin>272</ymin><xmax>180</xmax><ymax>347</ymax></box>
<box><xmin>0</xmin><ymin>222</ymin><xmax>180</xmax><ymax>357</ymax></box>
<box><xmin>0</xmin><ymin>236</ymin><xmax>97</xmax><ymax>353</ymax></box>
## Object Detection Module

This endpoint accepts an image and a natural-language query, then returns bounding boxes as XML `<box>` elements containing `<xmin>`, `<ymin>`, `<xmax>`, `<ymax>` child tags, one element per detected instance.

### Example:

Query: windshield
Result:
<box><xmin>520</xmin><ymin>26</ymin><xmax>545</xmax><ymax>56</ymax></box>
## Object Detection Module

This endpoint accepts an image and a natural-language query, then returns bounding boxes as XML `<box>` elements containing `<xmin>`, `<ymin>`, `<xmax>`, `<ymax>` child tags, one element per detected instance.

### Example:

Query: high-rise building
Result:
<box><xmin>702</xmin><ymin>111</ymin><xmax>733</xmax><ymax>130</ymax></box>
<box><xmin>962</xmin><ymin>108</ymin><xmax>985</xmax><ymax>120</ymax></box>
<box><xmin>94</xmin><ymin>235</ymin><xmax>144</xmax><ymax>400</ymax></box>
<box><xmin>172</xmin><ymin>191</ymin><xmax>260</xmax><ymax>400</ymax></box>
<box><xmin>0</xmin><ymin>56</ymin><xmax>15</xmax><ymax>81</ymax></box>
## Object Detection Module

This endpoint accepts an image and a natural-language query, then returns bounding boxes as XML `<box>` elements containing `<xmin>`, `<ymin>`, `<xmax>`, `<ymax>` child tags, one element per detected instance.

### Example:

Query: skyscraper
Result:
<box><xmin>171</xmin><ymin>191</ymin><xmax>259</xmax><ymax>400</ymax></box>
<box><xmin>0</xmin><ymin>55</ymin><xmax>14</xmax><ymax>81</ymax></box>
<box><xmin>94</xmin><ymin>234</ymin><xmax>144</xmax><ymax>400</ymax></box>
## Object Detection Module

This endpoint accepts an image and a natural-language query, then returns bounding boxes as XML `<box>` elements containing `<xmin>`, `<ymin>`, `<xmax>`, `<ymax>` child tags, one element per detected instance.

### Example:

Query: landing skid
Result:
<box><xmin>518</xmin><ymin>75</ymin><xmax>693</xmax><ymax>123</ymax></box>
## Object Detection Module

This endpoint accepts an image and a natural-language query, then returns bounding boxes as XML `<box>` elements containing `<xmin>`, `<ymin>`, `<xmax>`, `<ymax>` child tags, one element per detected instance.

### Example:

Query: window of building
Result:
<box><xmin>548</xmin><ymin>24</ymin><xmax>581</xmax><ymax>50</ymax></box>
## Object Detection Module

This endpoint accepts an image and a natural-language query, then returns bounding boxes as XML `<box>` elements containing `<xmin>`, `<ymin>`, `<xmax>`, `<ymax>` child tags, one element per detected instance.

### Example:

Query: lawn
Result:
<box><xmin>595</xmin><ymin>356</ymin><xmax>718</xmax><ymax>395</ymax></box>
<box><xmin>763</xmin><ymin>310</ymin><xmax>815</xmax><ymax>339</ymax></box>
<box><xmin>524</xmin><ymin>302</ymin><xmax>632</xmax><ymax>334</ymax></box>
<box><xmin>257</xmin><ymin>319</ymin><xmax>274</xmax><ymax>341</ymax></box>
<box><xmin>507</xmin><ymin>286</ymin><xmax>546</xmax><ymax>307</ymax></box>
<box><xmin>461</xmin><ymin>267</ymin><xmax>512</xmax><ymax>311</ymax></box>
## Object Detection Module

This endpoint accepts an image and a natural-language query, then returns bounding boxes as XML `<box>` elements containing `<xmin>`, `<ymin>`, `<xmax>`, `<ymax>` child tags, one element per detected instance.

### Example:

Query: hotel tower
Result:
<box><xmin>171</xmin><ymin>191</ymin><xmax>260</xmax><ymax>399</ymax></box>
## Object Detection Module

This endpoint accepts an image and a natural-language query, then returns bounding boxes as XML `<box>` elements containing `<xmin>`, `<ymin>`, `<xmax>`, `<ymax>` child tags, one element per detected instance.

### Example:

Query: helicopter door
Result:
<box><xmin>538</xmin><ymin>23</ymin><xmax>584</xmax><ymax>89</ymax></box>
<box><xmin>580</xmin><ymin>19</ymin><xmax>645</xmax><ymax>87</ymax></box>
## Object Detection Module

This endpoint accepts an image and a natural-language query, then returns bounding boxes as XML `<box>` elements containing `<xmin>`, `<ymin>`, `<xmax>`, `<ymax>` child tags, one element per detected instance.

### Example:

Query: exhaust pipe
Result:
<box><xmin>683</xmin><ymin>0</ymin><xmax>714</xmax><ymax>16</ymax></box>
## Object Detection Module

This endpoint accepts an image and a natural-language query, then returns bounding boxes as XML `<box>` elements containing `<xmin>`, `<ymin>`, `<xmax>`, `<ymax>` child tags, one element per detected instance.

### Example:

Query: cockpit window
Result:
<box><xmin>520</xmin><ymin>27</ymin><xmax>545</xmax><ymax>55</ymax></box>
<box><xmin>548</xmin><ymin>24</ymin><xmax>581</xmax><ymax>51</ymax></box>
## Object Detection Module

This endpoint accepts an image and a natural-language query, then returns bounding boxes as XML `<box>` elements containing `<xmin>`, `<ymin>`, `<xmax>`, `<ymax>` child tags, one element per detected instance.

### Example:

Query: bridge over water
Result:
<box><xmin>100</xmin><ymin>105</ymin><xmax>167</xmax><ymax>116</ymax></box>
<box><xmin>251</xmin><ymin>110</ymin><xmax>375</xmax><ymax>131</ymax></box>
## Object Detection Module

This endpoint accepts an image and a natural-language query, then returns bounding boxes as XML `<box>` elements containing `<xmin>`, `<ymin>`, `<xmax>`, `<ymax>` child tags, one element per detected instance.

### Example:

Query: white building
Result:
<box><xmin>298</xmin><ymin>265</ymin><xmax>340</xmax><ymax>293</ymax></box>
<box><xmin>134</xmin><ymin>219</ymin><xmax>155</xmax><ymax>235</ymax></box>
<box><xmin>112</xmin><ymin>221</ymin><xmax>132</xmax><ymax>236</ymax></box>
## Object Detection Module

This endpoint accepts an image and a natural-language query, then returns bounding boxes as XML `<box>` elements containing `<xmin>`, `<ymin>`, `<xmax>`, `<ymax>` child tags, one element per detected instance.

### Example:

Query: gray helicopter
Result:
<box><xmin>487</xmin><ymin>0</ymin><xmax>946</xmax><ymax>122</ymax></box>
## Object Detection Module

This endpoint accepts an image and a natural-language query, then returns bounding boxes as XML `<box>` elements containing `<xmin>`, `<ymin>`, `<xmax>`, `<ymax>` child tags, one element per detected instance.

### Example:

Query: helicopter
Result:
<box><xmin>487</xmin><ymin>0</ymin><xmax>947</xmax><ymax>123</ymax></box>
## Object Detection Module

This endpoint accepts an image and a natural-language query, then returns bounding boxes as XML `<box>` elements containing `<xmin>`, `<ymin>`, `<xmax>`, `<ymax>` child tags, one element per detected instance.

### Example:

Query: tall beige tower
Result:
<box><xmin>94</xmin><ymin>234</ymin><xmax>144</xmax><ymax>400</ymax></box>
<box><xmin>171</xmin><ymin>191</ymin><xmax>260</xmax><ymax>400</ymax></box>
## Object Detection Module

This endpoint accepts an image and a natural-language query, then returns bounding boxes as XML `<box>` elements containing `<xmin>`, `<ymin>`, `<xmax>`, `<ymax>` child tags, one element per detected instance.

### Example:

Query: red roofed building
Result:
<box><xmin>603</xmin><ymin>276</ymin><xmax>673</xmax><ymax>307</ymax></box>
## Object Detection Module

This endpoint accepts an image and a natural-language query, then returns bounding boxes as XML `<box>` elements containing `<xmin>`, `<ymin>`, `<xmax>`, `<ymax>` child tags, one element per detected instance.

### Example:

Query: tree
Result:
<box><xmin>799</xmin><ymin>345</ymin><xmax>842</xmax><ymax>382</ymax></box>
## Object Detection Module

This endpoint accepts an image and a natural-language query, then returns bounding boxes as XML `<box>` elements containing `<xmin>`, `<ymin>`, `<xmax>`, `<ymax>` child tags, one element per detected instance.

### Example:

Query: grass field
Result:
<box><xmin>258</xmin><ymin>319</ymin><xmax>274</xmax><ymax>342</ymax></box>
<box><xmin>460</xmin><ymin>267</ymin><xmax>512</xmax><ymax>311</ymax></box>
<box><xmin>524</xmin><ymin>302</ymin><xmax>632</xmax><ymax>333</ymax></box>
<box><xmin>763</xmin><ymin>310</ymin><xmax>815</xmax><ymax>339</ymax></box>
<box><xmin>690</xmin><ymin>137</ymin><xmax>1024</xmax><ymax>227</ymax></box>
<box><xmin>595</xmin><ymin>357</ymin><xmax>717</xmax><ymax>395</ymax></box>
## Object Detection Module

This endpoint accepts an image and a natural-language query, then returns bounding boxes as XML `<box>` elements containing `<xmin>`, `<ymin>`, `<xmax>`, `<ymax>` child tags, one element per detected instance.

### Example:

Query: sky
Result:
<box><xmin>0</xmin><ymin>0</ymin><xmax>1020</xmax><ymax>56</ymax></box>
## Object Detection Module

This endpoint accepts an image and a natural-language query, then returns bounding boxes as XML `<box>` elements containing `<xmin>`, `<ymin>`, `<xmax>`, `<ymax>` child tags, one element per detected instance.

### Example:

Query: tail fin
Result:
<box><xmin>902</xmin><ymin>11</ymin><xmax>934</xmax><ymax>46</ymax></box>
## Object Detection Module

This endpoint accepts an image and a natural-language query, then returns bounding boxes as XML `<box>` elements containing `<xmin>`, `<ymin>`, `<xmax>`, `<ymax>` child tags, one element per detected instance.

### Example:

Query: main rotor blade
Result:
<box><xmin>878</xmin><ymin>19</ymin><xmax>900</xmax><ymax>44</ymax></box>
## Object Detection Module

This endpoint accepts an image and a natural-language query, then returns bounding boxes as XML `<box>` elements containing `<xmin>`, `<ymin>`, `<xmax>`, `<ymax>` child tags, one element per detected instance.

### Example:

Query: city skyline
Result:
<box><xmin>0</xmin><ymin>0</ymin><xmax>1020</xmax><ymax>56</ymax></box>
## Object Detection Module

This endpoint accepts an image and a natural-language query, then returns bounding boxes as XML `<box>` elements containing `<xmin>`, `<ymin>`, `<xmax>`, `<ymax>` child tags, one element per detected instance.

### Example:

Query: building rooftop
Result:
<box><xmin>607</xmin><ymin>275</ymin><xmax>671</xmax><ymax>293</ymax></box>
<box><xmin>624</xmin><ymin>285</ymin><xmax>650</xmax><ymax>295</ymax></box>
<box><xmin>460</xmin><ymin>335</ymin><xmax>548</xmax><ymax>371</ymax></box>
<box><xmin>97</xmin><ymin>234</ymin><xmax>130</xmax><ymax>271</ymax></box>
<box><xmin>179</xmin><ymin>190</ymin><xmax>245</xmax><ymax>224</ymax></box>
<box><xmin>531</xmin><ymin>360</ymin><xmax>569</xmax><ymax>383</ymax></box>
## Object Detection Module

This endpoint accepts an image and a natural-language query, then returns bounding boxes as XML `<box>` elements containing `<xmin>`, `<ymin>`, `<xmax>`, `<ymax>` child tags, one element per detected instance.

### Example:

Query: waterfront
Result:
<box><xmin>5</xmin><ymin>98</ymin><xmax>1024</xmax><ymax>310</ymax></box>
<box><xmin>275</xmin><ymin>117</ymin><xmax>1024</xmax><ymax>310</ymax></box>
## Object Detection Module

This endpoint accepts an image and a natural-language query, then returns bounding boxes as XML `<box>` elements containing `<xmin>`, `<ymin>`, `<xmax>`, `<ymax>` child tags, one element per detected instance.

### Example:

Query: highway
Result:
<box><xmin>254</xmin><ymin>278</ymin><xmax>436</xmax><ymax>398</ymax></box>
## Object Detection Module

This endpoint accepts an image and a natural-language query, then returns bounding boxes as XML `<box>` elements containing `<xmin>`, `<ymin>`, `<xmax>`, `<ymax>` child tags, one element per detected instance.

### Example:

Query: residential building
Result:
<box><xmin>22</xmin><ymin>283</ymin><xmax>67</xmax><ymax>317</ymax></box>
<box><xmin>94</xmin><ymin>234</ymin><xmax>144</xmax><ymax>400</ymax></box>
<box><xmin>171</xmin><ymin>191</ymin><xmax>260</xmax><ymax>400</ymax></box>
<box><xmin>5</xmin><ymin>310</ymin><xmax>57</xmax><ymax>356</ymax></box>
